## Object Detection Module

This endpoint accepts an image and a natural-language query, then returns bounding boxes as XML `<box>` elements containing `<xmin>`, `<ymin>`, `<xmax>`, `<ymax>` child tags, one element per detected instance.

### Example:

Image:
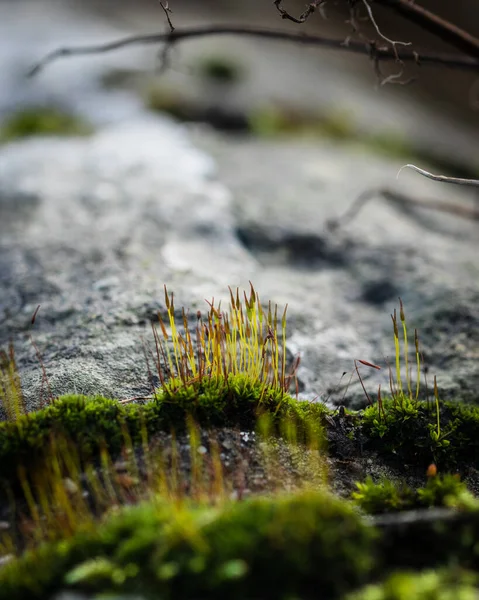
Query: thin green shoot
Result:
<box><xmin>414</xmin><ymin>329</ymin><xmax>421</xmax><ymax>401</ymax></box>
<box><xmin>391</xmin><ymin>310</ymin><xmax>403</xmax><ymax>398</ymax></box>
<box><xmin>399</xmin><ymin>299</ymin><xmax>412</xmax><ymax>400</ymax></box>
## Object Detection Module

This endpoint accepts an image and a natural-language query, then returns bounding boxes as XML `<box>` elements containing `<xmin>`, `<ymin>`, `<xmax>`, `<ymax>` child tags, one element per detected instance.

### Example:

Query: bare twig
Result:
<box><xmin>27</xmin><ymin>25</ymin><xmax>479</xmax><ymax>78</ymax></box>
<box><xmin>327</xmin><ymin>187</ymin><xmax>479</xmax><ymax>230</ymax></box>
<box><xmin>397</xmin><ymin>164</ymin><xmax>479</xmax><ymax>187</ymax></box>
<box><xmin>379</xmin><ymin>69</ymin><xmax>415</xmax><ymax>86</ymax></box>
<box><xmin>273</xmin><ymin>0</ymin><xmax>325</xmax><ymax>24</ymax></box>
<box><xmin>362</xmin><ymin>0</ymin><xmax>411</xmax><ymax>48</ymax></box>
<box><xmin>159</xmin><ymin>1</ymin><xmax>175</xmax><ymax>33</ymax></box>
<box><xmin>274</xmin><ymin>0</ymin><xmax>479</xmax><ymax>62</ymax></box>
<box><xmin>274</xmin><ymin>0</ymin><xmax>479</xmax><ymax>58</ymax></box>
<box><xmin>378</xmin><ymin>0</ymin><xmax>479</xmax><ymax>61</ymax></box>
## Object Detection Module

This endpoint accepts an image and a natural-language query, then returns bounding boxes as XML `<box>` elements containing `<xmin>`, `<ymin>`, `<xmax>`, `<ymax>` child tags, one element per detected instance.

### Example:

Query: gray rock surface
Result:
<box><xmin>192</xmin><ymin>132</ymin><xmax>479</xmax><ymax>403</ymax></box>
<box><xmin>0</xmin><ymin>0</ymin><xmax>478</xmax><ymax>415</ymax></box>
<box><xmin>0</xmin><ymin>116</ymin><xmax>256</xmax><ymax>411</ymax></box>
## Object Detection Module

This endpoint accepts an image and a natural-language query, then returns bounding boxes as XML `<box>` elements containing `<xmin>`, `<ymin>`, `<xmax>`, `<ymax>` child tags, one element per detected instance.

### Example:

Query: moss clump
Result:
<box><xmin>0</xmin><ymin>490</ymin><xmax>375</xmax><ymax>600</ymax></box>
<box><xmin>352</xmin><ymin>477</ymin><xmax>416</xmax><ymax>515</ymax></box>
<box><xmin>360</xmin><ymin>398</ymin><xmax>479</xmax><ymax>470</ymax></box>
<box><xmin>247</xmin><ymin>104</ymin><xmax>417</xmax><ymax>160</ymax></box>
<box><xmin>249</xmin><ymin>105</ymin><xmax>355</xmax><ymax>140</ymax></box>
<box><xmin>0</xmin><ymin>375</ymin><xmax>326</xmax><ymax>490</ymax></box>
<box><xmin>352</xmin><ymin>474</ymin><xmax>476</xmax><ymax>515</ymax></box>
<box><xmin>347</xmin><ymin>568</ymin><xmax>479</xmax><ymax>600</ymax></box>
<box><xmin>0</xmin><ymin>286</ymin><xmax>328</xmax><ymax>489</ymax></box>
<box><xmin>0</xmin><ymin>107</ymin><xmax>92</xmax><ymax>143</ymax></box>
<box><xmin>145</xmin><ymin>86</ymin><xmax>196</xmax><ymax>122</ymax></box>
<box><xmin>196</xmin><ymin>56</ymin><xmax>243</xmax><ymax>84</ymax></box>
<box><xmin>364</xmin><ymin>131</ymin><xmax>414</xmax><ymax>160</ymax></box>
<box><xmin>0</xmin><ymin>343</ymin><xmax>24</xmax><ymax>421</ymax></box>
<box><xmin>355</xmin><ymin>300</ymin><xmax>479</xmax><ymax>470</ymax></box>
<box><xmin>100</xmin><ymin>68</ymin><xmax>139</xmax><ymax>89</ymax></box>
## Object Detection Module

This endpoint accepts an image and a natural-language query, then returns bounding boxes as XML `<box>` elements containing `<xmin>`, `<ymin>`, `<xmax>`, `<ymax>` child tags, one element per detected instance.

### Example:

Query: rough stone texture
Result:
<box><xmin>193</xmin><ymin>132</ymin><xmax>479</xmax><ymax>403</ymax></box>
<box><xmin>0</xmin><ymin>0</ymin><xmax>478</xmax><ymax>415</ymax></box>
<box><xmin>0</xmin><ymin>117</ymin><xmax>257</xmax><ymax>411</ymax></box>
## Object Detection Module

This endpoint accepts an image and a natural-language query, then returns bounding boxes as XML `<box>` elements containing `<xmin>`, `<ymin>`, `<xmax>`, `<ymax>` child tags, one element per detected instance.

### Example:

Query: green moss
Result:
<box><xmin>196</xmin><ymin>56</ymin><xmax>243</xmax><ymax>84</ymax></box>
<box><xmin>364</xmin><ymin>131</ymin><xmax>414</xmax><ymax>160</ymax></box>
<box><xmin>145</xmin><ymin>86</ymin><xmax>195</xmax><ymax>122</ymax></box>
<box><xmin>100</xmin><ymin>68</ymin><xmax>139</xmax><ymax>90</ymax></box>
<box><xmin>352</xmin><ymin>477</ymin><xmax>416</xmax><ymax>515</ymax></box>
<box><xmin>248</xmin><ymin>105</ymin><xmax>355</xmax><ymax>140</ymax></box>
<box><xmin>360</xmin><ymin>398</ymin><xmax>479</xmax><ymax>470</ymax></box>
<box><xmin>0</xmin><ymin>490</ymin><xmax>375</xmax><ymax>600</ymax></box>
<box><xmin>0</xmin><ymin>375</ymin><xmax>326</xmax><ymax>489</ymax></box>
<box><xmin>347</xmin><ymin>568</ymin><xmax>479</xmax><ymax>600</ymax></box>
<box><xmin>0</xmin><ymin>108</ymin><xmax>92</xmax><ymax>143</ymax></box>
<box><xmin>352</xmin><ymin>474</ymin><xmax>476</xmax><ymax>515</ymax></box>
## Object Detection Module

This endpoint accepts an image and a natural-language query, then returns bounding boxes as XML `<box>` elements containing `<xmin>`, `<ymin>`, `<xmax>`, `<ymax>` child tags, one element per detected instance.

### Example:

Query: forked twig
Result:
<box><xmin>362</xmin><ymin>0</ymin><xmax>411</xmax><ymax>48</ymax></box>
<box><xmin>379</xmin><ymin>0</ymin><xmax>479</xmax><ymax>60</ymax></box>
<box><xmin>159</xmin><ymin>1</ymin><xmax>175</xmax><ymax>33</ymax></box>
<box><xmin>274</xmin><ymin>0</ymin><xmax>479</xmax><ymax>61</ymax></box>
<box><xmin>273</xmin><ymin>0</ymin><xmax>325</xmax><ymax>24</ymax></box>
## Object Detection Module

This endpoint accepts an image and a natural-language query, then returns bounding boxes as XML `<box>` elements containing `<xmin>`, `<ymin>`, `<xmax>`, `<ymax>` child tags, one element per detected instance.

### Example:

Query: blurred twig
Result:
<box><xmin>28</xmin><ymin>25</ymin><xmax>479</xmax><ymax>78</ymax></box>
<box><xmin>275</xmin><ymin>0</ymin><xmax>479</xmax><ymax>60</ymax></box>
<box><xmin>379</xmin><ymin>0</ymin><xmax>479</xmax><ymax>61</ymax></box>
<box><xmin>327</xmin><ymin>187</ymin><xmax>479</xmax><ymax>231</ymax></box>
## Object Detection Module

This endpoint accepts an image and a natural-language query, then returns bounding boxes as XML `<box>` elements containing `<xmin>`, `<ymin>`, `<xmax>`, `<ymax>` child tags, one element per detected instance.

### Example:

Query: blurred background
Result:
<box><xmin>0</xmin><ymin>0</ymin><xmax>477</xmax><ymax>171</ymax></box>
<box><xmin>82</xmin><ymin>0</ymin><xmax>479</xmax><ymax>124</ymax></box>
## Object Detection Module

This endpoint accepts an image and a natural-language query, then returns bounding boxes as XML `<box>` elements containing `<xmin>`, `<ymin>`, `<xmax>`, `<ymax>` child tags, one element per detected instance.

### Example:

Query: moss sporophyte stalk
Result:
<box><xmin>1</xmin><ymin>286</ymin><xmax>479</xmax><ymax>598</ymax></box>
<box><xmin>154</xmin><ymin>284</ymin><xmax>293</xmax><ymax>395</ymax></box>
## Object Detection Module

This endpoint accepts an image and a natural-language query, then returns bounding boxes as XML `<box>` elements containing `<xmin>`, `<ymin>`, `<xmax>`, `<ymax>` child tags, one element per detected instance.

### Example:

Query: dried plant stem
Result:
<box><xmin>398</xmin><ymin>164</ymin><xmax>479</xmax><ymax>187</ymax></box>
<box><xmin>328</xmin><ymin>188</ymin><xmax>479</xmax><ymax>231</ymax></box>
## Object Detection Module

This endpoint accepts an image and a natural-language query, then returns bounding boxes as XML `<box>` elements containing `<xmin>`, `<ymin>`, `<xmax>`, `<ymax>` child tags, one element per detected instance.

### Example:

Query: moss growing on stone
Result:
<box><xmin>0</xmin><ymin>490</ymin><xmax>375</xmax><ymax>600</ymax></box>
<box><xmin>364</xmin><ymin>131</ymin><xmax>414</xmax><ymax>160</ymax></box>
<box><xmin>0</xmin><ymin>107</ymin><xmax>92</xmax><ymax>143</ymax></box>
<box><xmin>249</xmin><ymin>105</ymin><xmax>355</xmax><ymax>141</ymax></box>
<box><xmin>0</xmin><ymin>343</ymin><xmax>25</xmax><ymax>421</ymax></box>
<box><xmin>3</xmin><ymin>289</ymin><xmax>479</xmax><ymax>597</ymax></box>
<box><xmin>360</xmin><ymin>398</ymin><xmax>479</xmax><ymax>470</ymax></box>
<box><xmin>347</xmin><ymin>568</ymin><xmax>479</xmax><ymax>600</ymax></box>
<box><xmin>352</xmin><ymin>474</ymin><xmax>476</xmax><ymax>515</ymax></box>
<box><xmin>145</xmin><ymin>86</ymin><xmax>195</xmax><ymax>122</ymax></box>
<box><xmin>196</xmin><ymin>56</ymin><xmax>243</xmax><ymax>84</ymax></box>
<box><xmin>0</xmin><ymin>375</ymin><xmax>326</xmax><ymax>490</ymax></box>
<box><xmin>355</xmin><ymin>302</ymin><xmax>479</xmax><ymax>471</ymax></box>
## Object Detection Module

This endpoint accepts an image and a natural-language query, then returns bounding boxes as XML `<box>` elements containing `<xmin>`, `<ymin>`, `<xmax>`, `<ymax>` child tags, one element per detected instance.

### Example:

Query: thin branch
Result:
<box><xmin>273</xmin><ymin>0</ymin><xmax>325</xmax><ymax>24</ymax></box>
<box><xmin>274</xmin><ymin>0</ymin><xmax>479</xmax><ymax>62</ymax></box>
<box><xmin>27</xmin><ymin>25</ymin><xmax>479</xmax><ymax>77</ymax></box>
<box><xmin>159</xmin><ymin>1</ymin><xmax>175</xmax><ymax>33</ymax></box>
<box><xmin>327</xmin><ymin>187</ymin><xmax>479</xmax><ymax>230</ymax></box>
<box><xmin>362</xmin><ymin>0</ymin><xmax>411</xmax><ymax>48</ymax></box>
<box><xmin>377</xmin><ymin>0</ymin><xmax>479</xmax><ymax>61</ymax></box>
<box><xmin>397</xmin><ymin>164</ymin><xmax>479</xmax><ymax>187</ymax></box>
